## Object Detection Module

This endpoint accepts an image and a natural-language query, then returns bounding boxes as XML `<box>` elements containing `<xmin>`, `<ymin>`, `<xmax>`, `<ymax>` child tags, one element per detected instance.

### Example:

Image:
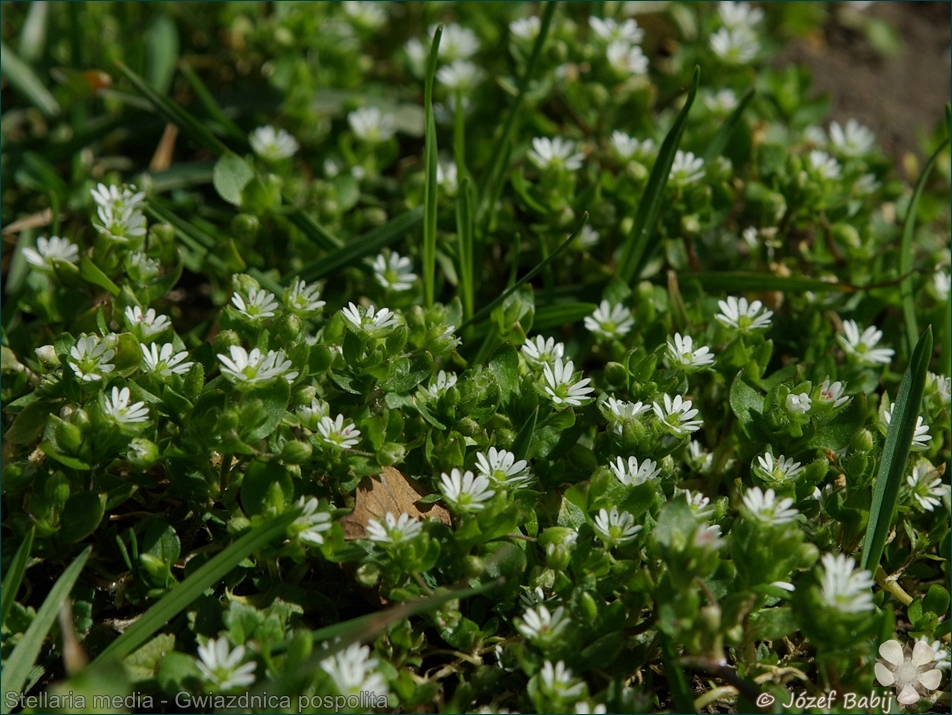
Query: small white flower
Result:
<box><xmin>829</xmin><ymin>119</ymin><xmax>875</xmax><ymax>157</ymax></box>
<box><xmin>905</xmin><ymin>461</ymin><xmax>948</xmax><ymax>512</ymax></box>
<box><xmin>102</xmin><ymin>386</ymin><xmax>149</xmax><ymax>425</ymax></box>
<box><xmin>519</xmin><ymin>586</ymin><xmax>551</xmax><ymax>608</ymax></box>
<box><xmin>610</xmin><ymin>456</ymin><xmax>661</xmax><ymax>486</ymax></box>
<box><xmin>573</xmin><ymin>225</ymin><xmax>601</xmax><ymax>250</ymax></box>
<box><xmin>440</xmin><ymin>468</ymin><xmax>496</xmax><ymax>512</ymax></box>
<box><xmin>934</xmin><ymin>270</ymin><xmax>950</xmax><ymax>300</ymax></box>
<box><xmin>594</xmin><ymin>507</ymin><xmax>642</xmax><ymax>546</ymax></box>
<box><xmin>516</xmin><ymin>605</ymin><xmax>570</xmax><ymax>644</ymax></box>
<box><xmin>808</xmin><ymin>149</ymin><xmax>841</xmax><ymax>180</ymax></box>
<box><xmin>521</xmin><ymin>335</ymin><xmax>565</xmax><ymax>367</ymax></box>
<box><xmin>348</xmin><ymin>106</ymin><xmax>397</xmax><ymax>143</ymax></box>
<box><xmin>217</xmin><ymin>345</ymin><xmax>299</xmax><ymax>388</ymax></box>
<box><xmin>94</xmin><ymin>205</ymin><xmax>148</xmax><ymax>244</ymax></box>
<box><xmin>666</xmin><ymin>333</ymin><xmax>715</xmax><ymax>371</ymax></box>
<box><xmin>876</xmin><ymin>639</ymin><xmax>944</xmax><ymax>705</ymax></box>
<box><xmin>125</xmin><ymin>251</ymin><xmax>161</xmax><ymax>283</ymax></box>
<box><xmin>602</xmin><ymin>396</ymin><xmax>650</xmax><ymax>435</ymax></box>
<box><xmin>22</xmin><ymin>236</ymin><xmax>80</xmax><ymax>272</ymax></box>
<box><xmin>90</xmin><ymin>183</ymin><xmax>146</xmax><ymax>213</ymax></box>
<box><xmin>606</xmin><ymin>41</ymin><xmax>649</xmax><ymax>75</ymax></box>
<box><xmin>668</xmin><ymin>150</ymin><xmax>705</xmax><ymax>186</ymax></box>
<box><xmin>68</xmin><ymin>335</ymin><xmax>116</xmax><ymax>382</ymax></box>
<box><xmin>692</xmin><ymin>523</ymin><xmax>725</xmax><ymax>551</ymax></box>
<box><xmin>838</xmin><ymin>319</ymin><xmax>894</xmax><ymax>365</ymax></box>
<box><xmin>881</xmin><ymin>405</ymin><xmax>932</xmax><ymax>452</ymax></box>
<box><xmin>754</xmin><ymin>453</ymin><xmax>804</xmax><ymax>483</ymax></box>
<box><xmin>816</xmin><ymin>377</ymin><xmax>850</xmax><ymax>408</ymax></box>
<box><xmin>196</xmin><ymin>638</ymin><xmax>257</xmax><ymax>691</ymax></box>
<box><xmin>803</xmin><ymin>124</ymin><xmax>828</xmax><ymax>146</ymax></box>
<box><xmin>715</xmin><ymin>296</ymin><xmax>773</xmax><ymax>333</ymax></box>
<box><xmin>342</xmin><ymin>1</ymin><xmax>387</xmax><ymax>29</ymax></box>
<box><xmin>141</xmin><ymin>343</ymin><xmax>193</xmax><ymax>378</ymax></box>
<box><xmin>431</xmin><ymin>23</ymin><xmax>480</xmax><ymax>61</ymax></box>
<box><xmin>704</xmin><ymin>88</ymin><xmax>739</xmax><ymax>114</ymax></box>
<box><xmin>317</xmin><ymin>414</ymin><xmax>361</xmax><ymax>450</ymax></box>
<box><xmin>231</xmin><ymin>287</ymin><xmax>279</xmax><ymax>322</ymax></box>
<box><xmin>437</xmin><ymin>158</ymin><xmax>459</xmax><ymax>193</ymax></box>
<box><xmin>437</xmin><ymin>60</ymin><xmax>484</xmax><ymax>90</ymax></box>
<box><xmin>584</xmin><ymin>300</ymin><xmax>634</xmax><ymax>338</ymax></box>
<box><xmin>365</xmin><ymin>511</ymin><xmax>423</xmax><ymax>544</ymax></box>
<box><xmin>283</xmin><ymin>279</ymin><xmax>326</xmax><ymax>317</ymax></box>
<box><xmin>685</xmin><ymin>440</ymin><xmax>714</xmax><ymax>472</ymax></box>
<box><xmin>510</xmin><ymin>16</ymin><xmax>541</xmax><ymax>42</ymax></box>
<box><xmin>718</xmin><ymin>2</ymin><xmax>764</xmax><ymax>29</ymax></box>
<box><xmin>929</xmin><ymin>372</ymin><xmax>951</xmax><ymax>406</ymax></box>
<box><xmin>527</xmin><ymin>137</ymin><xmax>585</xmax><ymax>172</ymax></box>
<box><xmin>652</xmin><ymin>394</ymin><xmax>703</xmax><ymax>435</ymax></box>
<box><xmin>785</xmin><ymin>393</ymin><xmax>812</xmax><ymax>415</ymax></box>
<box><xmin>249</xmin><ymin>125</ymin><xmax>299</xmax><ymax>161</ymax></box>
<box><xmin>742</xmin><ymin>226</ymin><xmax>759</xmax><ymax>248</ymax></box>
<box><xmin>297</xmin><ymin>397</ymin><xmax>330</xmax><ymax>430</ymax></box>
<box><xmin>293</xmin><ymin>497</ymin><xmax>333</xmax><ymax>545</ymax></box>
<box><xmin>542</xmin><ymin>358</ymin><xmax>595</xmax><ymax>407</ymax></box>
<box><xmin>373</xmin><ymin>252</ymin><xmax>417</xmax><ymax>291</ymax></box>
<box><xmin>710</xmin><ymin>26</ymin><xmax>759</xmax><ymax>65</ymax></box>
<box><xmin>611</xmin><ymin>131</ymin><xmax>654</xmax><ymax>161</ymax></box>
<box><xmin>742</xmin><ymin>486</ymin><xmax>798</xmax><ymax>525</ymax></box>
<box><xmin>817</xmin><ymin>552</ymin><xmax>875</xmax><ymax>613</ymax></box>
<box><xmin>539</xmin><ymin>660</ymin><xmax>586</xmax><ymax>700</ymax></box>
<box><xmin>320</xmin><ymin>641</ymin><xmax>389</xmax><ymax>698</ymax></box>
<box><xmin>590</xmin><ymin>17</ymin><xmax>645</xmax><ymax>45</ymax></box>
<box><xmin>854</xmin><ymin>172</ymin><xmax>880</xmax><ymax>195</ymax></box>
<box><xmin>340</xmin><ymin>302</ymin><xmax>401</xmax><ymax>338</ymax></box>
<box><xmin>124</xmin><ymin>305</ymin><xmax>171</xmax><ymax>340</ymax></box>
<box><xmin>574</xmin><ymin>702</ymin><xmax>607</xmax><ymax>714</ymax></box>
<box><xmin>475</xmin><ymin>447</ymin><xmax>533</xmax><ymax>488</ymax></box>
<box><xmin>917</xmin><ymin>637</ymin><xmax>951</xmax><ymax>671</ymax></box>
<box><xmin>681</xmin><ymin>488</ymin><xmax>715</xmax><ymax>519</ymax></box>
<box><xmin>420</xmin><ymin>370</ymin><xmax>457</xmax><ymax>399</ymax></box>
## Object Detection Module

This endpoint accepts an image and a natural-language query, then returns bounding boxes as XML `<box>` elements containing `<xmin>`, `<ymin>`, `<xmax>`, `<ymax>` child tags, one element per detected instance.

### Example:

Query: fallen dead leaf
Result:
<box><xmin>340</xmin><ymin>466</ymin><xmax>451</xmax><ymax>539</ymax></box>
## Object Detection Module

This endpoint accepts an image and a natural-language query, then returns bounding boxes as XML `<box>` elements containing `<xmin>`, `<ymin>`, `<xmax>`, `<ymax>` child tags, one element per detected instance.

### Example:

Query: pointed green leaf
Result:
<box><xmin>702</xmin><ymin>87</ymin><xmax>754</xmax><ymax>163</ymax></box>
<box><xmin>0</xmin><ymin>41</ymin><xmax>60</xmax><ymax>117</ymax></box>
<box><xmin>422</xmin><ymin>25</ymin><xmax>442</xmax><ymax>307</ymax></box>
<box><xmin>1</xmin><ymin>528</ymin><xmax>34</xmax><ymax>629</ymax></box>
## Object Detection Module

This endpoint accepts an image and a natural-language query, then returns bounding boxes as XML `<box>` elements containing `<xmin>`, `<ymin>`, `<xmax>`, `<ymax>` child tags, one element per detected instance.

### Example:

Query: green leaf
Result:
<box><xmin>687</xmin><ymin>271</ymin><xmax>851</xmax><ymax>293</ymax></box>
<box><xmin>422</xmin><ymin>25</ymin><xmax>442</xmax><ymax>307</ymax></box>
<box><xmin>1</xmin><ymin>528</ymin><xmax>34</xmax><ymax>629</ymax></box>
<box><xmin>923</xmin><ymin>585</ymin><xmax>950</xmax><ymax>617</ymax></box>
<box><xmin>1</xmin><ymin>547</ymin><xmax>90</xmax><ymax>713</ymax></box>
<box><xmin>806</xmin><ymin>393</ymin><xmax>867</xmax><ymax>451</ymax></box>
<box><xmin>381</xmin><ymin>353</ymin><xmax>433</xmax><ymax>393</ymax></box>
<box><xmin>144</xmin><ymin>13</ymin><xmax>179</xmax><ymax>95</ymax></box>
<box><xmin>702</xmin><ymin>87</ymin><xmax>754</xmax><ymax>163</ymax></box>
<box><xmin>729</xmin><ymin>371</ymin><xmax>771</xmax><ymax>443</ymax></box>
<box><xmin>861</xmin><ymin>326</ymin><xmax>933</xmax><ymax>572</ymax></box>
<box><xmin>456</xmin><ymin>178</ymin><xmax>476</xmax><ymax>321</ymax></box>
<box><xmin>617</xmin><ymin>66</ymin><xmax>700</xmax><ymax>283</ymax></box>
<box><xmin>241</xmin><ymin>460</ymin><xmax>294</xmax><ymax>517</ymax></box>
<box><xmin>213</xmin><ymin>152</ymin><xmax>255</xmax><ymax>207</ymax></box>
<box><xmin>659</xmin><ymin>632</ymin><xmax>696</xmax><ymax>715</ymax></box>
<box><xmin>0</xmin><ymin>41</ymin><xmax>61</xmax><ymax>117</ymax></box>
<box><xmin>59</xmin><ymin>492</ymin><xmax>107</xmax><ymax>544</ymax></box>
<box><xmin>124</xmin><ymin>633</ymin><xmax>176</xmax><ymax>683</ymax></box>
<box><xmin>4</xmin><ymin>399</ymin><xmax>55</xmax><ymax>444</ymax></box>
<box><xmin>79</xmin><ymin>254</ymin><xmax>120</xmax><ymax>296</ymax></box>
<box><xmin>87</xmin><ymin>509</ymin><xmax>300</xmax><ymax>671</ymax></box>
<box><xmin>511</xmin><ymin>406</ymin><xmax>538</xmax><ymax>462</ymax></box>
<box><xmin>239</xmin><ymin>379</ymin><xmax>290</xmax><ymax>442</ymax></box>
<box><xmin>488</xmin><ymin>344</ymin><xmax>519</xmax><ymax>405</ymax></box>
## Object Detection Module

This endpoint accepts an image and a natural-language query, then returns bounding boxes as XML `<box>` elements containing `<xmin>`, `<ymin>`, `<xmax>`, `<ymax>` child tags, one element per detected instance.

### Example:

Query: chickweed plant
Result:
<box><xmin>1</xmin><ymin>3</ymin><xmax>950</xmax><ymax>713</ymax></box>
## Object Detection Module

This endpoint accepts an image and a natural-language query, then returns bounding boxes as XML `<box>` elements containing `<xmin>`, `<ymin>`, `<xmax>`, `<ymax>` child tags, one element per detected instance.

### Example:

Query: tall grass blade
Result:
<box><xmin>687</xmin><ymin>271</ymin><xmax>852</xmax><ymax>293</ymax></box>
<box><xmin>290</xmin><ymin>206</ymin><xmax>423</xmax><ymax>283</ymax></box>
<box><xmin>702</xmin><ymin>87</ymin><xmax>754</xmax><ymax>163</ymax></box>
<box><xmin>276</xmin><ymin>204</ymin><xmax>344</xmax><ymax>251</ymax></box>
<box><xmin>532</xmin><ymin>302</ymin><xmax>597</xmax><ymax>332</ymax></box>
<box><xmin>0</xmin><ymin>42</ymin><xmax>60</xmax><ymax>118</ymax></box>
<box><xmin>1</xmin><ymin>547</ymin><xmax>90</xmax><ymax>713</ymax></box>
<box><xmin>659</xmin><ymin>632</ymin><xmax>696</xmax><ymax>714</ymax></box>
<box><xmin>617</xmin><ymin>67</ymin><xmax>700</xmax><ymax>284</ymax></box>
<box><xmin>422</xmin><ymin>26</ymin><xmax>443</xmax><ymax>307</ymax></box>
<box><xmin>511</xmin><ymin>406</ymin><xmax>538</xmax><ymax>462</ymax></box>
<box><xmin>899</xmin><ymin>134</ymin><xmax>949</xmax><ymax>352</ymax></box>
<box><xmin>1</xmin><ymin>528</ymin><xmax>35</xmax><ymax>628</ymax></box>
<box><xmin>456</xmin><ymin>178</ymin><xmax>476</xmax><ymax>321</ymax></box>
<box><xmin>860</xmin><ymin>326</ymin><xmax>933</xmax><ymax>572</ymax></box>
<box><xmin>461</xmin><ymin>213</ymin><xmax>588</xmax><ymax>330</ymax></box>
<box><xmin>178</xmin><ymin>60</ymin><xmax>247</xmax><ymax>144</ymax></box>
<box><xmin>88</xmin><ymin>510</ymin><xmax>300</xmax><ymax>670</ymax></box>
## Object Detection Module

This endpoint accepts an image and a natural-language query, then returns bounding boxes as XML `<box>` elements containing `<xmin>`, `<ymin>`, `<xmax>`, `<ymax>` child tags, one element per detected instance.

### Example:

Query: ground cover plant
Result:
<box><xmin>1</xmin><ymin>2</ymin><xmax>950</xmax><ymax>713</ymax></box>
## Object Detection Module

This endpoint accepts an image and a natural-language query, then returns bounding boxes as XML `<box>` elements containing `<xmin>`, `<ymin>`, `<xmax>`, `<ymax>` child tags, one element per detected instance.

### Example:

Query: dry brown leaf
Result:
<box><xmin>340</xmin><ymin>466</ymin><xmax>451</xmax><ymax>539</ymax></box>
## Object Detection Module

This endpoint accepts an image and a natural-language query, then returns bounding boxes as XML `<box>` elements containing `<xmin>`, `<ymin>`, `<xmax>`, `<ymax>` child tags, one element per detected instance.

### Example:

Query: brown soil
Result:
<box><xmin>775</xmin><ymin>1</ymin><xmax>951</xmax><ymax>163</ymax></box>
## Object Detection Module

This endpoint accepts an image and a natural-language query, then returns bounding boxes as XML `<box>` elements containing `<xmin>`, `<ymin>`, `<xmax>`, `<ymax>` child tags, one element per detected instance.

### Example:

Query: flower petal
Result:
<box><xmin>917</xmin><ymin>667</ymin><xmax>942</xmax><ymax>691</ymax></box>
<box><xmin>897</xmin><ymin>684</ymin><xmax>920</xmax><ymax>705</ymax></box>
<box><xmin>912</xmin><ymin>640</ymin><xmax>937</xmax><ymax>667</ymax></box>
<box><xmin>879</xmin><ymin>639</ymin><xmax>905</xmax><ymax>666</ymax></box>
<box><xmin>874</xmin><ymin>662</ymin><xmax>895</xmax><ymax>686</ymax></box>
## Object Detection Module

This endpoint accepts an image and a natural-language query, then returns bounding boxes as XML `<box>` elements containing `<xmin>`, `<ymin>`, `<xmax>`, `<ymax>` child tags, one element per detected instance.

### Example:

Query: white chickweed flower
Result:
<box><xmin>365</xmin><ymin>512</ymin><xmax>423</xmax><ymax>544</ymax></box>
<box><xmin>342</xmin><ymin>1</ymin><xmax>387</xmax><ymax>30</ymax></box>
<box><xmin>584</xmin><ymin>300</ymin><xmax>634</xmax><ymax>338</ymax></box>
<box><xmin>432</xmin><ymin>23</ymin><xmax>480</xmax><ymax>61</ymax></box>
<box><xmin>666</xmin><ymin>333</ymin><xmax>715</xmax><ymax>371</ymax></box>
<box><xmin>838</xmin><ymin>319</ymin><xmax>894</xmax><ymax>365</ymax></box>
<box><xmin>540</xmin><ymin>660</ymin><xmax>586</xmax><ymax>700</ymax></box>
<box><xmin>606</xmin><ymin>41</ymin><xmax>649</xmax><ymax>76</ymax></box>
<box><xmin>319</xmin><ymin>641</ymin><xmax>389</xmax><ymax>698</ymax></box>
<box><xmin>348</xmin><ymin>106</ymin><xmax>397</xmax><ymax>143</ymax></box>
<box><xmin>140</xmin><ymin>343</ymin><xmax>193</xmax><ymax>378</ymax></box>
<box><xmin>90</xmin><ymin>183</ymin><xmax>146</xmax><ymax>213</ymax></box>
<box><xmin>686</xmin><ymin>440</ymin><xmax>714</xmax><ymax>472</ymax></box>
<box><xmin>681</xmin><ymin>489</ymin><xmax>715</xmax><ymax>519</ymax></box>
<box><xmin>541</xmin><ymin>358</ymin><xmax>595</xmax><ymax>407</ymax></box>
<box><xmin>440</xmin><ymin>468</ymin><xmax>496</xmax><ymax>512</ymax></box>
<box><xmin>573</xmin><ymin>224</ymin><xmax>600</xmax><ymax>250</ymax></box>
<box><xmin>785</xmin><ymin>393</ymin><xmax>812</xmax><ymax>415</ymax></box>
<box><xmin>196</xmin><ymin>638</ymin><xmax>257</xmax><ymax>691</ymax></box>
<box><xmin>217</xmin><ymin>345</ymin><xmax>299</xmax><ymax>388</ymax></box>
<box><xmin>475</xmin><ymin>447</ymin><xmax>533</xmax><ymax>488</ymax></box>
<box><xmin>297</xmin><ymin>397</ymin><xmax>330</xmax><ymax>431</ymax></box>
<box><xmin>715</xmin><ymin>296</ymin><xmax>773</xmax><ymax>333</ymax></box>
<box><xmin>437</xmin><ymin>158</ymin><xmax>459</xmax><ymax>194</ymax></box>
<box><xmin>934</xmin><ymin>270</ymin><xmax>950</xmax><ymax>300</ymax></box>
<box><xmin>718</xmin><ymin>2</ymin><xmax>764</xmax><ymax>29</ymax></box>
<box><xmin>125</xmin><ymin>305</ymin><xmax>172</xmax><ymax>340</ymax></box>
<box><xmin>668</xmin><ymin>150</ymin><xmax>705</xmax><ymax>186</ymax></box>
<box><xmin>808</xmin><ymin>150</ymin><xmax>841</xmax><ymax>180</ymax></box>
<box><xmin>68</xmin><ymin>335</ymin><xmax>116</xmax><ymax>382</ymax></box>
<box><xmin>590</xmin><ymin>17</ymin><xmax>645</xmax><ymax>45</ymax></box>
<box><xmin>317</xmin><ymin>414</ymin><xmax>361</xmax><ymax>450</ymax></box>
<box><xmin>710</xmin><ymin>26</ymin><xmax>759</xmax><ymax>64</ymax></box>
<box><xmin>421</xmin><ymin>370</ymin><xmax>457</xmax><ymax>399</ymax></box>
<box><xmin>611</xmin><ymin>131</ymin><xmax>654</xmax><ymax>161</ymax></box>
<box><xmin>818</xmin><ymin>552</ymin><xmax>875</xmax><ymax>613</ymax></box>
<box><xmin>875</xmin><ymin>639</ymin><xmax>944</xmax><ymax>706</ymax></box>
<box><xmin>231</xmin><ymin>287</ymin><xmax>279</xmax><ymax>322</ymax></box>
<box><xmin>103</xmin><ymin>386</ymin><xmax>149</xmax><ymax>425</ymax></box>
<box><xmin>436</xmin><ymin>60</ymin><xmax>484</xmax><ymax>90</ymax></box>
<box><xmin>249</xmin><ymin>125</ymin><xmax>299</xmax><ymax>161</ymax></box>
<box><xmin>610</xmin><ymin>456</ymin><xmax>661</xmax><ymax>487</ymax></box>
<box><xmin>816</xmin><ymin>377</ymin><xmax>850</xmax><ymax>408</ymax></box>
<box><xmin>603</xmin><ymin>396</ymin><xmax>650</xmax><ymax>435</ymax></box>
<box><xmin>293</xmin><ymin>497</ymin><xmax>333</xmax><ymax>545</ymax></box>
<box><xmin>754</xmin><ymin>453</ymin><xmax>804</xmax><ymax>483</ymax></box>
<box><xmin>340</xmin><ymin>302</ymin><xmax>401</xmax><ymax>338</ymax></box>
<box><xmin>742</xmin><ymin>486</ymin><xmax>799</xmax><ymax>525</ymax></box>
<box><xmin>516</xmin><ymin>605</ymin><xmax>570</xmax><ymax>644</ymax></box>
<box><xmin>905</xmin><ymin>461</ymin><xmax>949</xmax><ymax>512</ymax></box>
<box><xmin>521</xmin><ymin>335</ymin><xmax>565</xmax><ymax>367</ymax></box>
<box><xmin>882</xmin><ymin>406</ymin><xmax>932</xmax><ymax>452</ymax></box>
<box><xmin>704</xmin><ymin>88</ymin><xmax>739</xmax><ymax>114</ymax></box>
<box><xmin>94</xmin><ymin>205</ymin><xmax>148</xmax><ymax>244</ymax></box>
<box><xmin>22</xmin><ymin>236</ymin><xmax>80</xmax><ymax>272</ymax></box>
<box><xmin>594</xmin><ymin>507</ymin><xmax>642</xmax><ymax>546</ymax></box>
<box><xmin>692</xmin><ymin>523</ymin><xmax>725</xmax><ymax>551</ymax></box>
<box><xmin>652</xmin><ymin>394</ymin><xmax>703</xmax><ymax>435</ymax></box>
<box><xmin>829</xmin><ymin>119</ymin><xmax>875</xmax><ymax>157</ymax></box>
<box><xmin>283</xmin><ymin>279</ymin><xmax>326</xmax><ymax>317</ymax></box>
<box><xmin>125</xmin><ymin>251</ymin><xmax>161</xmax><ymax>283</ymax></box>
<box><xmin>510</xmin><ymin>16</ymin><xmax>541</xmax><ymax>42</ymax></box>
<box><xmin>373</xmin><ymin>252</ymin><xmax>417</xmax><ymax>291</ymax></box>
<box><xmin>527</xmin><ymin>137</ymin><xmax>585</xmax><ymax>172</ymax></box>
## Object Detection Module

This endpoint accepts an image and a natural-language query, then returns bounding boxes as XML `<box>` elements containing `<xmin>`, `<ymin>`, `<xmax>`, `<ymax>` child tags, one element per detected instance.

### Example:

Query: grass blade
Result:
<box><xmin>461</xmin><ymin>213</ymin><xmax>588</xmax><ymax>330</ymax></box>
<box><xmin>511</xmin><ymin>406</ymin><xmax>538</xmax><ymax>462</ymax></box>
<box><xmin>178</xmin><ymin>60</ymin><xmax>247</xmax><ymax>145</ymax></box>
<box><xmin>422</xmin><ymin>25</ymin><xmax>442</xmax><ymax>307</ymax></box>
<box><xmin>532</xmin><ymin>302</ymin><xmax>597</xmax><ymax>332</ymax></box>
<box><xmin>276</xmin><ymin>203</ymin><xmax>344</xmax><ymax>252</ymax></box>
<box><xmin>702</xmin><ymin>87</ymin><xmax>754</xmax><ymax>163</ymax></box>
<box><xmin>18</xmin><ymin>2</ymin><xmax>49</xmax><ymax>64</ymax></box>
<box><xmin>617</xmin><ymin>66</ymin><xmax>700</xmax><ymax>284</ymax></box>
<box><xmin>456</xmin><ymin>178</ymin><xmax>476</xmax><ymax>321</ymax></box>
<box><xmin>88</xmin><ymin>510</ymin><xmax>300</xmax><ymax>670</ymax></box>
<box><xmin>0</xmin><ymin>41</ymin><xmax>61</xmax><ymax>118</ymax></box>
<box><xmin>860</xmin><ymin>326</ymin><xmax>933</xmax><ymax>572</ymax></box>
<box><xmin>289</xmin><ymin>206</ymin><xmax>423</xmax><ymax>284</ymax></box>
<box><xmin>476</xmin><ymin>4</ymin><xmax>555</xmax><ymax>228</ymax></box>
<box><xmin>1</xmin><ymin>547</ymin><xmax>90</xmax><ymax>713</ymax></box>
<box><xmin>899</xmin><ymin>134</ymin><xmax>950</xmax><ymax>352</ymax></box>
<box><xmin>659</xmin><ymin>632</ymin><xmax>696</xmax><ymax>714</ymax></box>
<box><xmin>686</xmin><ymin>271</ymin><xmax>852</xmax><ymax>293</ymax></box>
<box><xmin>1</xmin><ymin>528</ymin><xmax>35</xmax><ymax>629</ymax></box>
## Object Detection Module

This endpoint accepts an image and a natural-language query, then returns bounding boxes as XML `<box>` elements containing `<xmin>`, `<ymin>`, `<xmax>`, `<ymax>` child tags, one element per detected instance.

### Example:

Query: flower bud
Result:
<box><xmin>831</xmin><ymin>222</ymin><xmax>861</xmax><ymax>249</ymax></box>
<box><xmin>293</xmin><ymin>386</ymin><xmax>318</xmax><ymax>408</ymax></box>
<box><xmin>356</xmin><ymin>562</ymin><xmax>381</xmax><ymax>588</ymax></box>
<box><xmin>274</xmin><ymin>314</ymin><xmax>303</xmax><ymax>345</ymax></box>
<box><xmin>604</xmin><ymin>362</ymin><xmax>627</xmax><ymax>386</ymax></box>
<box><xmin>126</xmin><ymin>438</ymin><xmax>160</xmax><ymax>468</ymax></box>
<box><xmin>456</xmin><ymin>417</ymin><xmax>480</xmax><ymax>437</ymax></box>
<box><xmin>148</xmin><ymin>223</ymin><xmax>176</xmax><ymax>248</ymax></box>
<box><xmin>851</xmin><ymin>428</ymin><xmax>874</xmax><ymax>453</ymax></box>
<box><xmin>462</xmin><ymin>556</ymin><xmax>484</xmax><ymax>579</ymax></box>
<box><xmin>375</xmin><ymin>442</ymin><xmax>406</xmax><ymax>467</ymax></box>
<box><xmin>182</xmin><ymin>362</ymin><xmax>205</xmax><ymax>400</ymax></box>
<box><xmin>363</xmin><ymin>207</ymin><xmax>388</xmax><ymax>227</ymax></box>
<box><xmin>35</xmin><ymin>345</ymin><xmax>60</xmax><ymax>368</ymax></box>
<box><xmin>281</xmin><ymin>440</ymin><xmax>313</xmax><ymax>465</ymax></box>
<box><xmin>579</xmin><ymin>590</ymin><xmax>600</xmax><ymax>624</ymax></box>
<box><xmin>214</xmin><ymin>329</ymin><xmax>241</xmax><ymax>354</ymax></box>
<box><xmin>231</xmin><ymin>213</ymin><xmax>260</xmax><ymax>241</ymax></box>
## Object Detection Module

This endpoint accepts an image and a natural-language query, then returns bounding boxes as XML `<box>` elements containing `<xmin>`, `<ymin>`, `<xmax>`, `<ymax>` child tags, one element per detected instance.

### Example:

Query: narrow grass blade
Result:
<box><xmin>617</xmin><ymin>67</ymin><xmax>700</xmax><ymax>284</ymax></box>
<box><xmin>1</xmin><ymin>547</ymin><xmax>90</xmax><ymax>713</ymax></box>
<box><xmin>461</xmin><ymin>214</ymin><xmax>588</xmax><ymax>330</ymax></box>
<box><xmin>422</xmin><ymin>26</ymin><xmax>443</xmax><ymax>307</ymax></box>
<box><xmin>88</xmin><ymin>510</ymin><xmax>300</xmax><ymax>670</ymax></box>
<box><xmin>18</xmin><ymin>2</ymin><xmax>49</xmax><ymax>64</ymax></box>
<box><xmin>702</xmin><ymin>87</ymin><xmax>754</xmax><ymax>163</ymax></box>
<box><xmin>532</xmin><ymin>302</ymin><xmax>597</xmax><ymax>332</ymax></box>
<box><xmin>659</xmin><ymin>632</ymin><xmax>696</xmax><ymax>714</ymax></box>
<box><xmin>686</xmin><ymin>271</ymin><xmax>852</xmax><ymax>293</ymax></box>
<box><xmin>511</xmin><ymin>406</ymin><xmax>538</xmax><ymax>462</ymax></box>
<box><xmin>289</xmin><ymin>206</ymin><xmax>423</xmax><ymax>284</ymax></box>
<box><xmin>178</xmin><ymin>61</ymin><xmax>247</xmax><ymax>144</ymax></box>
<box><xmin>1</xmin><ymin>528</ymin><xmax>35</xmax><ymax>628</ymax></box>
<box><xmin>0</xmin><ymin>41</ymin><xmax>60</xmax><ymax>118</ymax></box>
<box><xmin>860</xmin><ymin>326</ymin><xmax>933</xmax><ymax>572</ymax></box>
<box><xmin>276</xmin><ymin>203</ymin><xmax>343</xmax><ymax>251</ymax></box>
<box><xmin>900</xmin><ymin>134</ymin><xmax>950</xmax><ymax>352</ymax></box>
<box><xmin>476</xmin><ymin>3</ymin><xmax>555</xmax><ymax>226</ymax></box>
<box><xmin>144</xmin><ymin>13</ymin><xmax>179</xmax><ymax>95</ymax></box>
<box><xmin>456</xmin><ymin>178</ymin><xmax>476</xmax><ymax>321</ymax></box>
<box><xmin>114</xmin><ymin>60</ymin><xmax>228</xmax><ymax>157</ymax></box>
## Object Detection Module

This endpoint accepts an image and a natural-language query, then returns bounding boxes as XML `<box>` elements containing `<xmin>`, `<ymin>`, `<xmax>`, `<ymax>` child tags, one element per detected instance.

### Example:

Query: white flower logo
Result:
<box><xmin>875</xmin><ymin>639</ymin><xmax>943</xmax><ymax>705</ymax></box>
